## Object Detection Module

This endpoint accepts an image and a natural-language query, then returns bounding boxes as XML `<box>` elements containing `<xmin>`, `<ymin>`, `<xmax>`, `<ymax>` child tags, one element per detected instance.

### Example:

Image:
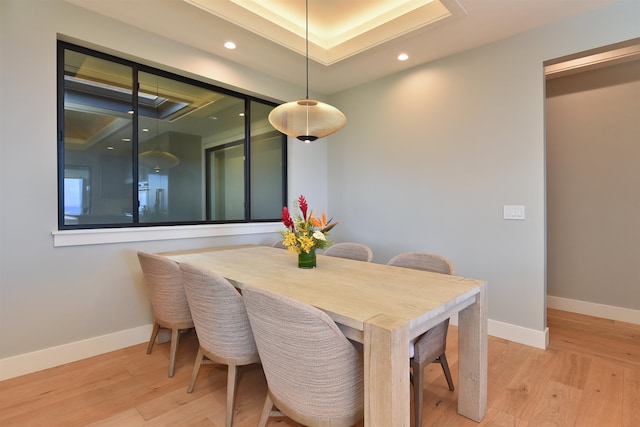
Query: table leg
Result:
<box><xmin>363</xmin><ymin>314</ymin><xmax>410</xmax><ymax>427</ymax></box>
<box><xmin>457</xmin><ymin>283</ymin><xmax>488</xmax><ymax>421</ymax></box>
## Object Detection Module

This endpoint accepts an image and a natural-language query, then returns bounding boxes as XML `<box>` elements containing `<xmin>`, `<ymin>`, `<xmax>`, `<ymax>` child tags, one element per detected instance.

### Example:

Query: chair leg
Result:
<box><xmin>146</xmin><ymin>322</ymin><xmax>160</xmax><ymax>354</ymax></box>
<box><xmin>168</xmin><ymin>328</ymin><xmax>180</xmax><ymax>378</ymax></box>
<box><xmin>226</xmin><ymin>364</ymin><xmax>240</xmax><ymax>427</ymax></box>
<box><xmin>439</xmin><ymin>353</ymin><xmax>455</xmax><ymax>391</ymax></box>
<box><xmin>412</xmin><ymin>360</ymin><xmax>424</xmax><ymax>427</ymax></box>
<box><xmin>257</xmin><ymin>394</ymin><xmax>274</xmax><ymax>427</ymax></box>
<box><xmin>187</xmin><ymin>347</ymin><xmax>204</xmax><ymax>393</ymax></box>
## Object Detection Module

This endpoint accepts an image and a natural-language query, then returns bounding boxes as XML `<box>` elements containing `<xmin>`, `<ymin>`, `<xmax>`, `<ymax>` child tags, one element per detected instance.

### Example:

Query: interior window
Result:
<box><xmin>58</xmin><ymin>41</ymin><xmax>286</xmax><ymax>229</ymax></box>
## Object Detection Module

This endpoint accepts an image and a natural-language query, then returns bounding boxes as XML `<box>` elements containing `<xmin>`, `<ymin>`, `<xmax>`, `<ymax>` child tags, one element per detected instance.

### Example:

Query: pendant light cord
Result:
<box><xmin>305</xmin><ymin>0</ymin><xmax>309</xmax><ymax>100</ymax></box>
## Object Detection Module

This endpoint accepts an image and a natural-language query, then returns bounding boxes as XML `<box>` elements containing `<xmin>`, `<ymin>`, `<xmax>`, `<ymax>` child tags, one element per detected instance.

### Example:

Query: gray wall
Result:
<box><xmin>546</xmin><ymin>60</ymin><xmax>640</xmax><ymax>310</ymax></box>
<box><xmin>326</xmin><ymin>1</ymin><xmax>640</xmax><ymax>331</ymax></box>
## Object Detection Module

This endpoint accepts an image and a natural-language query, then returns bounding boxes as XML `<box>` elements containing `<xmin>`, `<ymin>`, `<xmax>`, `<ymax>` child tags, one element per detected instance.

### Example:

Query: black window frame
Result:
<box><xmin>57</xmin><ymin>41</ymin><xmax>287</xmax><ymax>230</ymax></box>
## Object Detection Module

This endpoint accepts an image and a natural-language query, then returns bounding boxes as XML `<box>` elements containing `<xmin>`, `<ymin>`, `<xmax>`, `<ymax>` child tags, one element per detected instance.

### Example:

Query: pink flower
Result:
<box><xmin>281</xmin><ymin>206</ymin><xmax>294</xmax><ymax>231</ymax></box>
<box><xmin>298</xmin><ymin>195</ymin><xmax>308</xmax><ymax>220</ymax></box>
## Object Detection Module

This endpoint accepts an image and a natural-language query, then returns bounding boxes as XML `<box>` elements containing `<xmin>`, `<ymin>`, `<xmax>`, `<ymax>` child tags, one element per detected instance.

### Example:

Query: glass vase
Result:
<box><xmin>298</xmin><ymin>248</ymin><xmax>317</xmax><ymax>269</ymax></box>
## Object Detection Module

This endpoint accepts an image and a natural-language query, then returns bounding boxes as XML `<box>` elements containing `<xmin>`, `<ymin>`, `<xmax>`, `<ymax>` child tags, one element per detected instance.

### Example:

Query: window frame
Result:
<box><xmin>57</xmin><ymin>41</ymin><xmax>287</xmax><ymax>231</ymax></box>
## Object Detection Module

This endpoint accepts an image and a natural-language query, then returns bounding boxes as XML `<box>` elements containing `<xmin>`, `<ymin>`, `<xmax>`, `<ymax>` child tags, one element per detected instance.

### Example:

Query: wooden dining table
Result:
<box><xmin>163</xmin><ymin>245</ymin><xmax>487</xmax><ymax>426</ymax></box>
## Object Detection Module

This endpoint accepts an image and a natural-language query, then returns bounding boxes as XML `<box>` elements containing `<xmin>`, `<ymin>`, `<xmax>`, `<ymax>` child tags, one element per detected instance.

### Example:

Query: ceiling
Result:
<box><xmin>66</xmin><ymin>0</ymin><xmax>619</xmax><ymax>96</ymax></box>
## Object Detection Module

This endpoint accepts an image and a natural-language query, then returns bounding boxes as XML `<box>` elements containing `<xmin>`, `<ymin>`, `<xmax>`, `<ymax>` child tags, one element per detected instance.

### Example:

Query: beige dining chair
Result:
<box><xmin>271</xmin><ymin>240</ymin><xmax>288</xmax><ymax>249</ymax></box>
<box><xmin>387</xmin><ymin>251</ymin><xmax>456</xmax><ymax>427</ymax></box>
<box><xmin>242</xmin><ymin>285</ymin><xmax>364</xmax><ymax>427</ymax></box>
<box><xmin>179</xmin><ymin>262</ymin><xmax>260</xmax><ymax>427</ymax></box>
<box><xmin>137</xmin><ymin>251</ymin><xmax>194</xmax><ymax>378</ymax></box>
<box><xmin>323</xmin><ymin>242</ymin><xmax>373</xmax><ymax>262</ymax></box>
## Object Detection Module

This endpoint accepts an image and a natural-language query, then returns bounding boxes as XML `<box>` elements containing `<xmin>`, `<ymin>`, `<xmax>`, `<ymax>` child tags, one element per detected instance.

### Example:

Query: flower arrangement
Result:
<box><xmin>281</xmin><ymin>195</ymin><xmax>338</xmax><ymax>254</ymax></box>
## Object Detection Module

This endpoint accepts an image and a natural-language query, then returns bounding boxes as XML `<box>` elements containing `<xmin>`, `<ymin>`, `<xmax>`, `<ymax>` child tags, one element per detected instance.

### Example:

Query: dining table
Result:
<box><xmin>162</xmin><ymin>245</ymin><xmax>487</xmax><ymax>426</ymax></box>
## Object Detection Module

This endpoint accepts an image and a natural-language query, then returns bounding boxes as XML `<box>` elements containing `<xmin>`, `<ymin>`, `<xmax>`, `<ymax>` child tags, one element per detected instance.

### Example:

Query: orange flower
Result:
<box><xmin>311</xmin><ymin>212</ymin><xmax>327</xmax><ymax>227</ymax></box>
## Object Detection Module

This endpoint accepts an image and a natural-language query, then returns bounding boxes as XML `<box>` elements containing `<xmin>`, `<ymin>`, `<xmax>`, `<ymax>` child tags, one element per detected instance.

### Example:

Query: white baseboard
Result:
<box><xmin>547</xmin><ymin>295</ymin><xmax>640</xmax><ymax>325</ymax></box>
<box><xmin>450</xmin><ymin>314</ymin><xmax>548</xmax><ymax>349</ymax></box>
<box><xmin>488</xmin><ymin>319</ymin><xmax>549</xmax><ymax>349</ymax></box>
<box><xmin>0</xmin><ymin>324</ymin><xmax>152</xmax><ymax>381</ymax></box>
<box><xmin>3</xmin><ymin>310</ymin><xmax>559</xmax><ymax>382</ymax></box>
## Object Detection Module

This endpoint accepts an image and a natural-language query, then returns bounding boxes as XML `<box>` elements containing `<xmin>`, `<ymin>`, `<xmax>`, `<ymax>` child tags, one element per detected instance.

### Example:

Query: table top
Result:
<box><xmin>164</xmin><ymin>245</ymin><xmax>485</xmax><ymax>340</ymax></box>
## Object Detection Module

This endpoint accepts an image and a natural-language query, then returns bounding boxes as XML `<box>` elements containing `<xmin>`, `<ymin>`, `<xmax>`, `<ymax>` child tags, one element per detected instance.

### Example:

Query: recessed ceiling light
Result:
<box><xmin>142</xmin><ymin>128</ymin><xmax>149</xmax><ymax>132</ymax></box>
<box><xmin>107</xmin><ymin>146</ymin><xmax>114</xmax><ymax>150</ymax></box>
<box><xmin>397</xmin><ymin>53</ymin><xmax>409</xmax><ymax>61</ymax></box>
<box><xmin>122</xmin><ymin>138</ymin><xmax>131</xmax><ymax>142</ymax></box>
<box><xmin>239</xmin><ymin>113</ymin><xmax>245</xmax><ymax>117</ymax></box>
<box><xmin>224</xmin><ymin>41</ymin><xmax>236</xmax><ymax>49</ymax></box>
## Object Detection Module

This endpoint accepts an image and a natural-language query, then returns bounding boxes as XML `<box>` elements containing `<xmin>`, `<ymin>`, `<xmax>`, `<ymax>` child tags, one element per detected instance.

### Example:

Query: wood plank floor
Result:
<box><xmin>1</xmin><ymin>309</ymin><xmax>638</xmax><ymax>426</ymax></box>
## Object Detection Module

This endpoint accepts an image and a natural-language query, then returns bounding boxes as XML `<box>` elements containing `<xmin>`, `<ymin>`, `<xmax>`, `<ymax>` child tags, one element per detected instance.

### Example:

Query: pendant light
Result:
<box><xmin>268</xmin><ymin>0</ymin><xmax>346</xmax><ymax>142</ymax></box>
<box><xmin>139</xmin><ymin>81</ymin><xmax>180</xmax><ymax>173</ymax></box>
<box><xmin>139</xmin><ymin>149</ymin><xmax>180</xmax><ymax>173</ymax></box>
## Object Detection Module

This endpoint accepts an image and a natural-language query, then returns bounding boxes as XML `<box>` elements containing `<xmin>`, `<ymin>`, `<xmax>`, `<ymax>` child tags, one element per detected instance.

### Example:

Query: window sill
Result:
<box><xmin>52</xmin><ymin>223</ymin><xmax>280</xmax><ymax>247</ymax></box>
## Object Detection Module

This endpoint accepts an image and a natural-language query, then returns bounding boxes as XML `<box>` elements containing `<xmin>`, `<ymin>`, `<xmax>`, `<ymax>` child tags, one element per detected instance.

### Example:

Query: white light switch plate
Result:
<box><xmin>504</xmin><ymin>205</ymin><xmax>525</xmax><ymax>220</ymax></box>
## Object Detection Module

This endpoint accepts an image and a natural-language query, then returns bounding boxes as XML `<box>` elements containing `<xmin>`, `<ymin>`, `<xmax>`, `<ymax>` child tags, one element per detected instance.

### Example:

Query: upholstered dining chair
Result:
<box><xmin>137</xmin><ymin>251</ymin><xmax>194</xmax><ymax>378</ymax></box>
<box><xmin>242</xmin><ymin>285</ymin><xmax>364</xmax><ymax>427</ymax></box>
<box><xmin>179</xmin><ymin>262</ymin><xmax>260</xmax><ymax>427</ymax></box>
<box><xmin>387</xmin><ymin>251</ymin><xmax>456</xmax><ymax>427</ymax></box>
<box><xmin>271</xmin><ymin>240</ymin><xmax>288</xmax><ymax>249</ymax></box>
<box><xmin>323</xmin><ymin>242</ymin><xmax>373</xmax><ymax>262</ymax></box>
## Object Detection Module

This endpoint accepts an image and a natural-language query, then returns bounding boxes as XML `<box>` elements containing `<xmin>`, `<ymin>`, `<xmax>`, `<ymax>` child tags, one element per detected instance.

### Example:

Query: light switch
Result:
<box><xmin>504</xmin><ymin>205</ymin><xmax>525</xmax><ymax>220</ymax></box>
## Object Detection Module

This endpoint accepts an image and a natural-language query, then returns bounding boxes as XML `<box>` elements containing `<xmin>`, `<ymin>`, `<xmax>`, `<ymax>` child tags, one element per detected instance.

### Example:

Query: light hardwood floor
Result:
<box><xmin>1</xmin><ymin>309</ymin><xmax>638</xmax><ymax>426</ymax></box>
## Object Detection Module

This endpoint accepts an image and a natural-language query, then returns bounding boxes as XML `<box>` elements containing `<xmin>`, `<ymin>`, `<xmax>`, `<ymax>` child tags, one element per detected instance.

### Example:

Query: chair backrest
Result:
<box><xmin>180</xmin><ymin>262</ymin><xmax>258</xmax><ymax>362</ymax></box>
<box><xmin>272</xmin><ymin>240</ymin><xmax>288</xmax><ymax>249</ymax></box>
<box><xmin>323</xmin><ymin>242</ymin><xmax>373</xmax><ymax>262</ymax></box>
<box><xmin>137</xmin><ymin>251</ymin><xmax>192</xmax><ymax>325</ymax></box>
<box><xmin>242</xmin><ymin>286</ymin><xmax>364</xmax><ymax>427</ymax></box>
<box><xmin>386</xmin><ymin>251</ymin><xmax>455</xmax><ymax>275</ymax></box>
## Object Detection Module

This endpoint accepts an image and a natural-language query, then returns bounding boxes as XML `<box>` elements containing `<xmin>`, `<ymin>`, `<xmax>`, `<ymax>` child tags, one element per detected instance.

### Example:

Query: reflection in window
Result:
<box><xmin>206</xmin><ymin>142</ymin><xmax>245</xmax><ymax>221</ymax></box>
<box><xmin>58</xmin><ymin>42</ymin><xmax>286</xmax><ymax>229</ymax></box>
<box><xmin>64</xmin><ymin>166</ymin><xmax>90</xmax><ymax>216</ymax></box>
<box><xmin>250</xmin><ymin>101</ymin><xmax>286</xmax><ymax>220</ymax></box>
<box><xmin>62</xmin><ymin>49</ymin><xmax>134</xmax><ymax>226</ymax></box>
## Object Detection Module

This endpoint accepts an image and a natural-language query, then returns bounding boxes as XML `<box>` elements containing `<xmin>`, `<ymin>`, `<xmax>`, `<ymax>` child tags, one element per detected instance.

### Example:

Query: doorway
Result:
<box><xmin>545</xmin><ymin>39</ymin><xmax>640</xmax><ymax>324</ymax></box>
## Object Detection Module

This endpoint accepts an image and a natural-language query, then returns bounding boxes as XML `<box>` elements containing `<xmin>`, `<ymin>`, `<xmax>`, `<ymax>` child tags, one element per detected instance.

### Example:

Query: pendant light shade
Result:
<box><xmin>268</xmin><ymin>99</ymin><xmax>346</xmax><ymax>142</ymax></box>
<box><xmin>139</xmin><ymin>149</ymin><xmax>180</xmax><ymax>173</ymax></box>
<box><xmin>268</xmin><ymin>0</ymin><xmax>346</xmax><ymax>142</ymax></box>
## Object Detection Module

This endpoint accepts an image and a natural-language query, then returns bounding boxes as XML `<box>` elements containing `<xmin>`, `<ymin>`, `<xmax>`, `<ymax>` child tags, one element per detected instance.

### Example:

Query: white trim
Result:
<box><xmin>450</xmin><ymin>314</ymin><xmax>549</xmax><ymax>349</ymax></box>
<box><xmin>488</xmin><ymin>319</ymin><xmax>548</xmax><ymax>349</ymax></box>
<box><xmin>52</xmin><ymin>222</ymin><xmax>281</xmax><ymax>247</ymax></box>
<box><xmin>0</xmin><ymin>325</ymin><xmax>152</xmax><ymax>381</ymax></box>
<box><xmin>2</xmin><ymin>314</ymin><xmax>552</xmax><ymax>380</ymax></box>
<box><xmin>547</xmin><ymin>295</ymin><xmax>640</xmax><ymax>325</ymax></box>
